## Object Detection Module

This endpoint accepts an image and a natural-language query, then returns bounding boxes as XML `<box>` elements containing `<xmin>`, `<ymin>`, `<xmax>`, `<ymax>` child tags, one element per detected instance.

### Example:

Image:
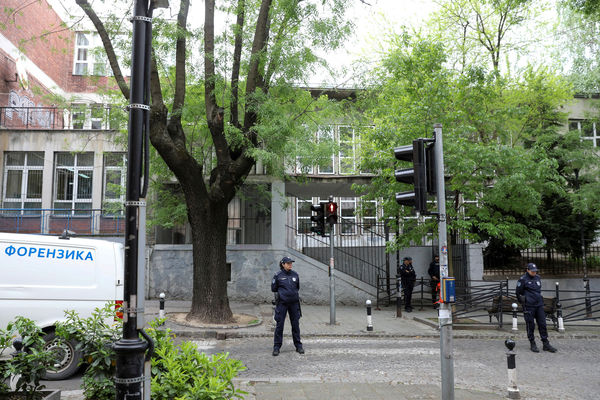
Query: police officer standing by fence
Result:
<box><xmin>398</xmin><ymin>256</ymin><xmax>416</xmax><ymax>312</ymax></box>
<box><xmin>516</xmin><ymin>263</ymin><xmax>557</xmax><ymax>353</ymax></box>
<box><xmin>428</xmin><ymin>255</ymin><xmax>440</xmax><ymax>309</ymax></box>
<box><xmin>271</xmin><ymin>256</ymin><xmax>304</xmax><ymax>356</ymax></box>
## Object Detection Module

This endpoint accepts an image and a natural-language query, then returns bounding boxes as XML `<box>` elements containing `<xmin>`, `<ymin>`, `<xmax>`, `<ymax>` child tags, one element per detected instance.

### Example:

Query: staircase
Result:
<box><xmin>286</xmin><ymin>218</ymin><xmax>390</xmax><ymax>291</ymax></box>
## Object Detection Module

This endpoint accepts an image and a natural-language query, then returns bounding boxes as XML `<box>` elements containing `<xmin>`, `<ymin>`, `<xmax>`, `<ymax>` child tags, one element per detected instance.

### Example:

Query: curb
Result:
<box><xmin>170</xmin><ymin>328</ymin><xmax>600</xmax><ymax>341</ymax></box>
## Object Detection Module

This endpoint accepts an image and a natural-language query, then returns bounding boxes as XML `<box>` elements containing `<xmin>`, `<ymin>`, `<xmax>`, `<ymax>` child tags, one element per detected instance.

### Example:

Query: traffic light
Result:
<box><xmin>394</xmin><ymin>139</ymin><xmax>428</xmax><ymax>213</ymax></box>
<box><xmin>326</xmin><ymin>201</ymin><xmax>338</xmax><ymax>225</ymax></box>
<box><xmin>310</xmin><ymin>202</ymin><xmax>326</xmax><ymax>235</ymax></box>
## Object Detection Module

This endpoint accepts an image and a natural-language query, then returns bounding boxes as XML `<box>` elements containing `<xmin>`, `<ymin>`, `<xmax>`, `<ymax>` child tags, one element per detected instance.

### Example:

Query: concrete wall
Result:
<box><xmin>147</xmin><ymin>244</ymin><xmax>376</xmax><ymax>305</ymax></box>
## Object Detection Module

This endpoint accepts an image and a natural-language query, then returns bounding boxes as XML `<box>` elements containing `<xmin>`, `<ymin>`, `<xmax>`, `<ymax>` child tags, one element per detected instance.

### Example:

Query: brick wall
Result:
<box><xmin>1</xmin><ymin>0</ymin><xmax>118</xmax><ymax>97</ymax></box>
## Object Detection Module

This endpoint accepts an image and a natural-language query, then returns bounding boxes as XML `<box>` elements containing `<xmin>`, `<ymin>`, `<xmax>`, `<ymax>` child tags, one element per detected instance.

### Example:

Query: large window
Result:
<box><xmin>317</xmin><ymin>127</ymin><xmax>334</xmax><ymax>174</ymax></box>
<box><xmin>73</xmin><ymin>32</ymin><xmax>108</xmax><ymax>76</ymax></box>
<box><xmin>2</xmin><ymin>152</ymin><xmax>44</xmax><ymax>214</ymax></box>
<box><xmin>340</xmin><ymin>197</ymin><xmax>357</xmax><ymax>235</ymax></box>
<box><xmin>338</xmin><ymin>126</ymin><xmax>356</xmax><ymax>174</ymax></box>
<box><xmin>360</xmin><ymin>199</ymin><xmax>378</xmax><ymax>232</ymax></box>
<box><xmin>103</xmin><ymin>153</ymin><xmax>126</xmax><ymax>214</ymax></box>
<box><xmin>54</xmin><ymin>153</ymin><xmax>94</xmax><ymax>215</ymax></box>
<box><xmin>569</xmin><ymin>119</ymin><xmax>599</xmax><ymax>147</ymax></box>
<box><xmin>297</xmin><ymin>198</ymin><xmax>313</xmax><ymax>234</ymax></box>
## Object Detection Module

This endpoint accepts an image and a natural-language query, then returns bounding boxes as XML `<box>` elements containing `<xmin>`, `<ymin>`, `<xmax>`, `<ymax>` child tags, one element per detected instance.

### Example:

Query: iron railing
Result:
<box><xmin>0</xmin><ymin>208</ymin><xmax>124</xmax><ymax>236</ymax></box>
<box><xmin>0</xmin><ymin>106</ymin><xmax>124</xmax><ymax>130</ymax></box>
<box><xmin>451</xmin><ymin>279</ymin><xmax>600</xmax><ymax>328</ymax></box>
<box><xmin>286</xmin><ymin>220</ymin><xmax>388</xmax><ymax>288</ymax></box>
<box><xmin>484</xmin><ymin>247</ymin><xmax>600</xmax><ymax>276</ymax></box>
<box><xmin>227</xmin><ymin>216</ymin><xmax>271</xmax><ymax>245</ymax></box>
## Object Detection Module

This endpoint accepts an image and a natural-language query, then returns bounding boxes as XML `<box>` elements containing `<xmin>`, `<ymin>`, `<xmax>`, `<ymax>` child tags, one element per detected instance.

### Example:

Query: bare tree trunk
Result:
<box><xmin>186</xmin><ymin>197</ymin><xmax>234</xmax><ymax>323</ymax></box>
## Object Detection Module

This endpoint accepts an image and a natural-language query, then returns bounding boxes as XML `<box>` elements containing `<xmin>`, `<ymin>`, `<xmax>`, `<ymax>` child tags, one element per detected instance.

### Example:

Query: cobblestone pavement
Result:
<box><xmin>193</xmin><ymin>336</ymin><xmax>600</xmax><ymax>400</ymax></box>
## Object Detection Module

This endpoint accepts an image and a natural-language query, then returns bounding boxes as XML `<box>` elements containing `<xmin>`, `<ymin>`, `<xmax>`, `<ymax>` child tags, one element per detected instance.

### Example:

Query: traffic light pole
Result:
<box><xmin>113</xmin><ymin>1</ymin><xmax>152</xmax><ymax>399</ymax></box>
<box><xmin>329</xmin><ymin>221</ymin><xmax>336</xmax><ymax>325</ymax></box>
<box><xmin>434</xmin><ymin>123</ymin><xmax>454</xmax><ymax>400</ymax></box>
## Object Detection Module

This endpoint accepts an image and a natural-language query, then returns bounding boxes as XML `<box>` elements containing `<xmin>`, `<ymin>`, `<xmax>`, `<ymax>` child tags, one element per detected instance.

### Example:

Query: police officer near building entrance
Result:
<box><xmin>398</xmin><ymin>256</ymin><xmax>416</xmax><ymax>312</ymax></box>
<box><xmin>271</xmin><ymin>256</ymin><xmax>304</xmax><ymax>356</ymax></box>
<box><xmin>516</xmin><ymin>263</ymin><xmax>557</xmax><ymax>353</ymax></box>
<box><xmin>428</xmin><ymin>255</ymin><xmax>440</xmax><ymax>308</ymax></box>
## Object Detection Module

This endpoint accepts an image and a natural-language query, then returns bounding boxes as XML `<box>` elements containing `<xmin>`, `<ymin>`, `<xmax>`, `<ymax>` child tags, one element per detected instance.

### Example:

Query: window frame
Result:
<box><xmin>569</xmin><ymin>119</ymin><xmax>599</xmax><ymax>147</ymax></box>
<box><xmin>73</xmin><ymin>32</ymin><xmax>109</xmax><ymax>76</ymax></box>
<box><xmin>102</xmin><ymin>153</ymin><xmax>127</xmax><ymax>215</ymax></box>
<box><xmin>2</xmin><ymin>152</ymin><xmax>44</xmax><ymax>214</ymax></box>
<box><xmin>53</xmin><ymin>152</ymin><xmax>94</xmax><ymax>215</ymax></box>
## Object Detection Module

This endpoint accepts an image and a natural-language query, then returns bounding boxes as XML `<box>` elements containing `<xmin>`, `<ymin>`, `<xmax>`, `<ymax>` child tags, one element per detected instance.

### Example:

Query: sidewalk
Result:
<box><xmin>59</xmin><ymin>300</ymin><xmax>598</xmax><ymax>400</ymax></box>
<box><xmin>144</xmin><ymin>299</ymin><xmax>600</xmax><ymax>340</ymax></box>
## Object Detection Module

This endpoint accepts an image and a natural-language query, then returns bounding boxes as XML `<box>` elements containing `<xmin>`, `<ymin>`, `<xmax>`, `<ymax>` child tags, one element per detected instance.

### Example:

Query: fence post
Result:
<box><xmin>511</xmin><ymin>303</ymin><xmax>518</xmax><ymax>332</ymax></box>
<box><xmin>396</xmin><ymin>275</ymin><xmax>402</xmax><ymax>318</ymax></box>
<box><xmin>498</xmin><ymin>281</ymin><xmax>504</xmax><ymax>329</ymax></box>
<box><xmin>584</xmin><ymin>278</ymin><xmax>592</xmax><ymax>318</ymax></box>
<box><xmin>366</xmin><ymin>299</ymin><xmax>373</xmax><ymax>331</ymax></box>
<box><xmin>505</xmin><ymin>339</ymin><xmax>520</xmax><ymax>399</ymax></box>
<box><xmin>556</xmin><ymin>282</ymin><xmax>565</xmax><ymax>332</ymax></box>
<box><xmin>420</xmin><ymin>276</ymin><xmax>424</xmax><ymax>311</ymax></box>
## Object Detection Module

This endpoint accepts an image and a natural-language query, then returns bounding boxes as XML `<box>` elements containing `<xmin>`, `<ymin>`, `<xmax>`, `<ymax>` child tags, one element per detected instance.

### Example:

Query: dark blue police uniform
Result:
<box><xmin>271</xmin><ymin>266</ymin><xmax>302</xmax><ymax>353</ymax></box>
<box><xmin>398</xmin><ymin>258</ymin><xmax>416</xmax><ymax>311</ymax></box>
<box><xmin>516</xmin><ymin>272</ymin><xmax>548</xmax><ymax>342</ymax></box>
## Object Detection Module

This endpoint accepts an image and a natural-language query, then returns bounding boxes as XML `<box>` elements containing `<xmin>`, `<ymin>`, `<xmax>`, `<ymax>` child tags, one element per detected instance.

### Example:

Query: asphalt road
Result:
<box><xmin>43</xmin><ymin>337</ymin><xmax>600</xmax><ymax>400</ymax></box>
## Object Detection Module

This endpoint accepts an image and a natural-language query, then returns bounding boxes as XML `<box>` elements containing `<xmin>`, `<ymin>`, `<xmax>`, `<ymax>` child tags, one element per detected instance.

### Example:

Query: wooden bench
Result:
<box><xmin>486</xmin><ymin>295</ymin><xmax>558</xmax><ymax>328</ymax></box>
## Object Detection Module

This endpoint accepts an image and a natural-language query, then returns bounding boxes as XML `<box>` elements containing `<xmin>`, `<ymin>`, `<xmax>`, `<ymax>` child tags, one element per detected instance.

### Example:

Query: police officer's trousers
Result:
<box><xmin>523</xmin><ymin>305</ymin><xmax>548</xmax><ymax>342</ymax></box>
<box><xmin>402</xmin><ymin>281</ymin><xmax>415</xmax><ymax>309</ymax></box>
<box><xmin>273</xmin><ymin>302</ymin><xmax>302</xmax><ymax>350</ymax></box>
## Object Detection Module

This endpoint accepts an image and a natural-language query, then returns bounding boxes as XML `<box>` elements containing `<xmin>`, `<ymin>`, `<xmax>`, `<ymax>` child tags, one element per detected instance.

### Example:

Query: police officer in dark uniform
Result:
<box><xmin>516</xmin><ymin>263</ymin><xmax>557</xmax><ymax>353</ymax></box>
<box><xmin>271</xmin><ymin>256</ymin><xmax>304</xmax><ymax>356</ymax></box>
<box><xmin>398</xmin><ymin>256</ymin><xmax>416</xmax><ymax>312</ymax></box>
<box><xmin>428</xmin><ymin>255</ymin><xmax>440</xmax><ymax>308</ymax></box>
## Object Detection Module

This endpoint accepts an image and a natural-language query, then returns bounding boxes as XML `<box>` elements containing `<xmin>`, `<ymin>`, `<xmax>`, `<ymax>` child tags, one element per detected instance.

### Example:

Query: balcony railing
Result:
<box><xmin>0</xmin><ymin>209</ymin><xmax>124</xmax><ymax>236</ymax></box>
<box><xmin>0</xmin><ymin>106</ymin><xmax>124</xmax><ymax>130</ymax></box>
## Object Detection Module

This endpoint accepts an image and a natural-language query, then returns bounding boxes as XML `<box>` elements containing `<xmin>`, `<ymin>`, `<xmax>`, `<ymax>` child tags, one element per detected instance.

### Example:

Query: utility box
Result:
<box><xmin>441</xmin><ymin>277</ymin><xmax>456</xmax><ymax>303</ymax></box>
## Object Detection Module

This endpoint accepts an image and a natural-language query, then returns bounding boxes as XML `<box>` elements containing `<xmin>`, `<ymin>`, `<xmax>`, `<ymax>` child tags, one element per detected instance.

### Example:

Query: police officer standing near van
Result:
<box><xmin>516</xmin><ymin>263</ymin><xmax>557</xmax><ymax>353</ymax></box>
<box><xmin>398</xmin><ymin>256</ymin><xmax>416</xmax><ymax>312</ymax></box>
<box><xmin>271</xmin><ymin>256</ymin><xmax>304</xmax><ymax>356</ymax></box>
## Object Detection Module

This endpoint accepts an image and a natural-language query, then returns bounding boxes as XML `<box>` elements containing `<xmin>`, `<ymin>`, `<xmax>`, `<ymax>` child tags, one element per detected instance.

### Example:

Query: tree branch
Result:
<box><xmin>230</xmin><ymin>0</ymin><xmax>245</xmax><ymax>129</ymax></box>
<box><xmin>75</xmin><ymin>0</ymin><xmax>130</xmax><ymax>100</ymax></box>
<box><xmin>244</xmin><ymin>0</ymin><xmax>273</xmax><ymax>131</ymax></box>
<box><xmin>172</xmin><ymin>0</ymin><xmax>189</xmax><ymax>120</ymax></box>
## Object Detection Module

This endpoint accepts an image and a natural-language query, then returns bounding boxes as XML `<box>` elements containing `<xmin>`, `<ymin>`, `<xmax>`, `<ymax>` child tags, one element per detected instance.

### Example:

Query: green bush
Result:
<box><xmin>3</xmin><ymin>317</ymin><xmax>57</xmax><ymax>400</ymax></box>
<box><xmin>146</xmin><ymin>319</ymin><xmax>247</xmax><ymax>400</ymax></box>
<box><xmin>55</xmin><ymin>302</ymin><xmax>122</xmax><ymax>400</ymax></box>
<box><xmin>0</xmin><ymin>326</ymin><xmax>13</xmax><ymax>393</ymax></box>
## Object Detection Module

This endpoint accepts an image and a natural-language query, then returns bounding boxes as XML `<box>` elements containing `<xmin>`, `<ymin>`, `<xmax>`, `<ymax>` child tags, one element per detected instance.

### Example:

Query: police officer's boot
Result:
<box><xmin>542</xmin><ymin>341</ymin><xmax>557</xmax><ymax>353</ymax></box>
<box><xmin>530</xmin><ymin>340</ymin><xmax>540</xmax><ymax>353</ymax></box>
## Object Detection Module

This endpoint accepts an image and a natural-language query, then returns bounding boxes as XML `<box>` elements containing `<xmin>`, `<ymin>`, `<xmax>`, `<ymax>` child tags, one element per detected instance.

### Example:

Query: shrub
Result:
<box><xmin>146</xmin><ymin>319</ymin><xmax>247</xmax><ymax>400</ymax></box>
<box><xmin>55</xmin><ymin>303</ymin><xmax>122</xmax><ymax>400</ymax></box>
<box><xmin>3</xmin><ymin>317</ymin><xmax>57</xmax><ymax>400</ymax></box>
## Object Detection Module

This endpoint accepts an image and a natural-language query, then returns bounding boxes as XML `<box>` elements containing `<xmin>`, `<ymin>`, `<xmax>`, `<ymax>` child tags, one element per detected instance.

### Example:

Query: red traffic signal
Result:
<box><xmin>326</xmin><ymin>201</ymin><xmax>338</xmax><ymax>225</ymax></box>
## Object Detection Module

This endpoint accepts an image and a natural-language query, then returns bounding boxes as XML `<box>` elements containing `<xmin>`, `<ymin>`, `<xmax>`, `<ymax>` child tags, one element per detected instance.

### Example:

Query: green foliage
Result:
<box><xmin>354</xmin><ymin>30</ymin><xmax>585</xmax><ymax>251</ymax></box>
<box><xmin>55</xmin><ymin>303</ymin><xmax>122</xmax><ymax>400</ymax></box>
<box><xmin>0</xmin><ymin>326</ymin><xmax>13</xmax><ymax>393</ymax></box>
<box><xmin>3</xmin><ymin>317</ymin><xmax>56</xmax><ymax>399</ymax></box>
<box><xmin>146</xmin><ymin>319</ymin><xmax>247</xmax><ymax>400</ymax></box>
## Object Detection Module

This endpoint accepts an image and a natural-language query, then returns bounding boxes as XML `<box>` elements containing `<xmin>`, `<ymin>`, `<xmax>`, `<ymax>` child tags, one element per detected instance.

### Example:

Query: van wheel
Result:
<box><xmin>42</xmin><ymin>331</ymin><xmax>83</xmax><ymax>380</ymax></box>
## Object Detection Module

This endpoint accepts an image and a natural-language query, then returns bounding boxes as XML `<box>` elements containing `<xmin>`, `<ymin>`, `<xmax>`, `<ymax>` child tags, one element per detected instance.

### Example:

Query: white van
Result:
<box><xmin>0</xmin><ymin>232</ymin><xmax>124</xmax><ymax>379</ymax></box>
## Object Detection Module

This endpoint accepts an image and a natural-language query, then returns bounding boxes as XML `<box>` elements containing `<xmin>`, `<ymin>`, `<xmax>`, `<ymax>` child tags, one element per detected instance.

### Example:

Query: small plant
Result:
<box><xmin>5</xmin><ymin>317</ymin><xmax>57</xmax><ymax>400</ymax></box>
<box><xmin>55</xmin><ymin>302</ymin><xmax>122</xmax><ymax>400</ymax></box>
<box><xmin>146</xmin><ymin>319</ymin><xmax>247</xmax><ymax>400</ymax></box>
<box><xmin>0</xmin><ymin>327</ymin><xmax>13</xmax><ymax>394</ymax></box>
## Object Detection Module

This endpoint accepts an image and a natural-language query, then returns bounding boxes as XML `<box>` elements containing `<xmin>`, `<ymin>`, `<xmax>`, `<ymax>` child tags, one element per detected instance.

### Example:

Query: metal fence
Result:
<box><xmin>450</xmin><ymin>279</ymin><xmax>600</xmax><ymax>328</ymax></box>
<box><xmin>227</xmin><ymin>216</ymin><xmax>271</xmax><ymax>245</ymax></box>
<box><xmin>0</xmin><ymin>106</ymin><xmax>123</xmax><ymax>130</ymax></box>
<box><xmin>286</xmin><ymin>222</ymin><xmax>387</xmax><ymax>288</ymax></box>
<box><xmin>0</xmin><ymin>208</ymin><xmax>124</xmax><ymax>236</ymax></box>
<box><xmin>484</xmin><ymin>247</ymin><xmax>600</xmax><ymax>276</ymax></box>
